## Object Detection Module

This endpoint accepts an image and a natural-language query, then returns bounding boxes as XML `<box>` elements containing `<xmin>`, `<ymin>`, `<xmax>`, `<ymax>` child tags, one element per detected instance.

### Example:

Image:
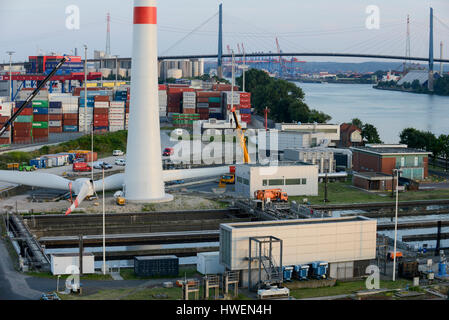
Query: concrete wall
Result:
<box><xmin>234</xmin><ymin>164</ymin><xmax>319</xmax><ymax>198</ymax></box>
<box><xmin>220</xmin><ymin>217</ymin><xmax>377</xmax><ymax>272</ymax></box>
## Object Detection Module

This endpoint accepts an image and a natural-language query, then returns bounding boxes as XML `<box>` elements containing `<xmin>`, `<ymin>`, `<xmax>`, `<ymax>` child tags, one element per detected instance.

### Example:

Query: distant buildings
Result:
<box><xmin>158</xmin><ymin>59</ymin><xmax>205</xmax><ymax>80</ymax></box>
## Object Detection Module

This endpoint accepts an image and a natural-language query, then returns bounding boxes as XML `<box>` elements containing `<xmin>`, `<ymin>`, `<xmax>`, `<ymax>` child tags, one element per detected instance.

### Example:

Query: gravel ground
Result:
<box><xmin>0</xmin><ymin>193</ymin><xmax>224</xmax><ymax>214</ymax></box>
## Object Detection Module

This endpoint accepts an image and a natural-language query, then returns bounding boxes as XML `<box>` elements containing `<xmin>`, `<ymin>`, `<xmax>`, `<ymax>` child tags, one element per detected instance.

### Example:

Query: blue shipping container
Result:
<box><xmin>63</xmin><ymin>125</ymin><xmax>78</xmax><ymax>132</ymax></box>
<box><xmin>49</xmin><ymin>101</ymin><xmax>62</xmax><ymax>108</ymax></box>
<box><xmin>239</xmin><ymin>108</ymin><xmax>251</xmax><ymax>114</ymax></box>
<box><xmin>33</xmin><ymin>108</ymin><xmax>48</xmax><ymax>114</ymax></box>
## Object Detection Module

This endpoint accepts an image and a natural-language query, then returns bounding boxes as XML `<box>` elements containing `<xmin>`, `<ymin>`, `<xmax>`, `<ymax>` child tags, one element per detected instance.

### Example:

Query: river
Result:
<box><xmin>296</xmin><ymin>82</ymin><xmax>449</xmax><ymax>144</ymax></box>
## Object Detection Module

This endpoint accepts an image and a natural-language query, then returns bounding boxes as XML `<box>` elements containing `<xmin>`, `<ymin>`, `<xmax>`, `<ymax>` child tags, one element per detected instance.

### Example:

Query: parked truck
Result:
<box><xmin>73</xmin><ymin>162</ymin><xmax>92</xmax><ymax>172</ymax></box>
<box><xmin>254</xmin><ymin>189</ymin><xmax>288</xmax><ymax>202</ymax></box>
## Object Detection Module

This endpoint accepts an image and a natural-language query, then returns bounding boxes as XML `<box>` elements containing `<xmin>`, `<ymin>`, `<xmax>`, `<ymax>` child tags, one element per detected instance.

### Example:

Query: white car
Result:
<box><xmin>115</xmin><ymin>158</ymin><xmax>126</xmax><ymax>166</ymax></box>
<box><xmin>113</xmin><ymin>150</ymin><xmax>124</xmax><ymax>156</ymax></box>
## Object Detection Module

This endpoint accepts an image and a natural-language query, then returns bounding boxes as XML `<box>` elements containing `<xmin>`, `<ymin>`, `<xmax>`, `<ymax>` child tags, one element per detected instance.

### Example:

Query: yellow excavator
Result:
<box><xmin>219</xmin><ymin>107</ymin><xmax>250</xmax><ymax>188</ymax></box>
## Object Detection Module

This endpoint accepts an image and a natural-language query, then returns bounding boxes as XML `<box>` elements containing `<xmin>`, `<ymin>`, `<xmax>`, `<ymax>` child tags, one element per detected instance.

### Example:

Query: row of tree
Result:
<box><xmin>236</xmin><ymin>69</ymin><xmax>331</xmax><ymax>123</ymax></box>
<box><xmin>399</xmin><ymin>128</ymin><xmax>449</xmax><ymax>170</ymax></box>
<box><xmin>376</xmin><ymin>75</ymin><xmax>449</xmax><ymax>96</ymax></box>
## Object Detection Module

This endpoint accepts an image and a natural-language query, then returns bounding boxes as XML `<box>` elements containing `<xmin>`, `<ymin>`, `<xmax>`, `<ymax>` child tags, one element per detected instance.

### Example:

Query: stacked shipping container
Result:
<box><xmin>0</xmin><ymin>99</ymin><xmax>13</xmax><ymax>144</ymax></box>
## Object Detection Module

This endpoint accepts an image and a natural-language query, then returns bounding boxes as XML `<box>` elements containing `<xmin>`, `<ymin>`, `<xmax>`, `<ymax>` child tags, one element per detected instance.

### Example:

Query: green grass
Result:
<box><xmin>26</xmin><ymin>271</ymin><xmax>113</xmax><ymax>281</ymax></box>
<box><xmin>288</xmin><ymin>279</ymin><xmax>411</xmax><ymax>299</ymax></box>
<box><xmin>60</xmin><ymin>286</ymin><xmax>184</xmax><ymax>300</ymax></box>
<box><xmin>290</xmin><ymin>179</ymin><xmax>449</xmax><ymax>205</ymax></box>
<box><xmin>120</xmin><ymin>266</ymin><xmax>200</xmax><ymax>280</ymax></box>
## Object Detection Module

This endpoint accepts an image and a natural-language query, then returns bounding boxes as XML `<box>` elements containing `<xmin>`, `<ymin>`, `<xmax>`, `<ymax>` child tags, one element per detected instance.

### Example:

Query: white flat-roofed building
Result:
<box><xmin>219</xmin><ymin>216</ymin><xmax>377</xmax><ymax>287</ymax></box>
<box><xmin>50</xmin><ymin>253</ymin><xmax>95</xmax><ymax>275</ymax></box>
<box><xmin>234</xmin><ymin>162</ymin><xmax>318</xmax><ymax>198</ymax></box>
<box><xmin>275</xmin><ymin>123</ymin><xmax>340</xmax><ymax>147</ymax></box>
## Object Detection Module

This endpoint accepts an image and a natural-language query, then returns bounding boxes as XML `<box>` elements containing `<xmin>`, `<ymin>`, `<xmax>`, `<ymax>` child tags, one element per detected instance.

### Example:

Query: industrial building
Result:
<box><xmin>351</xmin><ymin>144</ymin><xmax>431</xmax><ymax>181</ymax></box>
<box><xmin>158</xmin><ymin>59</ymin><xmax>205</xmax><ymax>80</ymax></box>
<box><xmin>283</xmin><ymin>148</ymin><xmax>336</xmax><ymax>174</ymax></box>
<box><xmin>352</xmin><ymin>172</ymin><xmax>394</xmax><ymax>191</ymax></box>
<box><xmin>234</xmin><ymin>162</ymin><xmax>319</xmax><ymax>198</ymax></box>
<box><xmin>275</xmin><ymin>123</ymin><xmax>340</xmax><ymax>147</ymax></box>
<box><xmin>219</xmin><ymin>216</ymin><xmax>377</xmax><ymax>288</ymax></box>
<box><xmin>339</xmin><ymin>123</ymin><xmax>363</xmax><ymax>148</ymax></box>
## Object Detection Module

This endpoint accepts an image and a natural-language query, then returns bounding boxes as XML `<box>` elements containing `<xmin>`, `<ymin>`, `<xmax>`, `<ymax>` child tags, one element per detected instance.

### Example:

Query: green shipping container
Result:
<box><xmin>208</xmin><ymin>97</ymin><xmax>221</xmax><ymax>103</ymax></box>
<box><xmin>32</xmin><ymin>122</ymin><xmax>49</xmax><ymax>129</ymax></box>
<box><xmin>15</xmin><ymin>115</ymin><xmax>33</xmax><ymax>123</ymax></box>
<box><xmin>32</xmin><ymin>100</ymin><xmax>49</xmax><ymax>108</ymax></box>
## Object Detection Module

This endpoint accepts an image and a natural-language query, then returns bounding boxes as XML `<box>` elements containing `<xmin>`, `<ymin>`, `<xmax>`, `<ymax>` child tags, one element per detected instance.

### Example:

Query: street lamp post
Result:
<box><xmin>392</xmin><ymin>168</ymin><xmax>402</xmax><ymax>281</ymax></box>
<box><xmin>83</xmin><ymin>45</ymin><xmax>88</xmax><ymax>133</ymax></box>
<box><xmin>6</xmin><ymin>51</ymin><xmax>15</xmax><ymax>101</ymax></box>
<box><xmin>102</xmin><ymin>167</ymin><xmax>106</xmax><ymax>275</ymax></box>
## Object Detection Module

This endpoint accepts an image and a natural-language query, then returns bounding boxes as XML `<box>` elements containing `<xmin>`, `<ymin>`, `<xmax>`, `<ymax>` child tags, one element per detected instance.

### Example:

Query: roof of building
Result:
<box><xmin>351</xmin><ymin>146</ymin><xmax>431</xmax><ymax>156</ymax></box>
<box><xmin>397</xmin><ymin>70</ymin><xmax>430</xmax><ymax>86</ymax></box>
<box><xmin>223</xmin><ymin>216</ymin><xmax>371</xmax><ymax>229</ymax></box>
<box><xmin>240</xmin><ymin>161</ymin><xmax>316</xmax><ymax>168</ymax></box>
<box><xmin>353</xmin><ymin>172</ymin><xmax>394</xmax><ymax>179</ymax></box>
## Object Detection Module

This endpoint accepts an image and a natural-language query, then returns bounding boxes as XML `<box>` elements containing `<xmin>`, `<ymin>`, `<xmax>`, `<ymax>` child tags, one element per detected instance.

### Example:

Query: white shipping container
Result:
<box><xmin>109</xmin><ymin>101</ymin><xmax>125</xmax><ymax>107</ymax></box>
<box><xmin>94</xmin><ymin>102</ymin><xmax>109</xmax><ymax>108</ymax></box>
<box><xmin>51</xmin><ymin>253</ymin><xmax>95</xmax><ymax>275</ymax></box>
<box><xmin>197</xmin><ymin>252</ymin><xmax>225</xmax><ymax>275</ymax></box>
<box><xmin>49</xmin><ymin>121</ymin><xmax>62</xmax><ymax>127</ymax></box>
<box><xmin>109</xmin><ymin>119</ymin><xmax>125</xmax><ymax>126</ymax></box>
<box><xmin>48</xmin><ymin>108</ymin><xmax>62</xmax><ymax>114</ymax></box>
<box><xmin>109</xmin><ymin>125</ymin><xmax>124</xmax><ymax>132</ymax></box>
<box><xmin>109</xmin><ymin>114</ymin><xmax>124</xmax><ymax>120</ymax></box>
<box><xmin>109</xmin><ymin>108</ymin><xmax>125</xmax><ymax>114</ymax></box>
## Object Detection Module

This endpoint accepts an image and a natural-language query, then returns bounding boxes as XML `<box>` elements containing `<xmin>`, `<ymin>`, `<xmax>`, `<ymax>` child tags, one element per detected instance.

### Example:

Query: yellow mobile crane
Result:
<box><xmin>219</xmin><ymin>51</ymin><xmax>250</xmax><ymax>187</ymax></box>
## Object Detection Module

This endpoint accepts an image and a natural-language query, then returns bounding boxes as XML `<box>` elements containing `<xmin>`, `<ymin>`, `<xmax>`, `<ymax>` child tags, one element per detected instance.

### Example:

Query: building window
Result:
<box><xmin>242</xmin><ymin>178</ymin><xmax>249</xmax><ymax>185</ymax></box>
<box><xmin>400</xmin><ymin>157</ymin><xmax>405</xmax><ymax>167</ymax></box>
<box><xmin>262</xmin><ymin>179</ymin><xmax>268</xmax><ymax>186</ymax></box>
<box><xmin>302</xmin><ymin>178</ymin><xmax>307</xmax><ymax>185</ymax></box>
<box><xmin>286</xmin><ymin>178</ymin><xmax>302</xmax><ymax>185</ymax></box>
<box><xmin>269</xmin><ymin>179</ymin><xmax>284</xmax><ymax>186</ymax></box>
<box><xmin>414</xmin><ymin>157</ymin><xmax>418</xmax><ymax>167</ymax></box>
<box><xmin>237</xmin><ymin>176</ymin><xmax>243</xmax><ymax>184</ymax></box>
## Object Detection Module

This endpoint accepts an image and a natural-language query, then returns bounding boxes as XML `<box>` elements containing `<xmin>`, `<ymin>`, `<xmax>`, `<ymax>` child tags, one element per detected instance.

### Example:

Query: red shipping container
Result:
<box><xmin>14</xmin><ymin>108</ymin><xmax>33</xmax><ymax>116</ymax></box>
<box><xmin>94</xmin><ymin>114</ymin><xmax>108</xmax><ymax>120</ymax></box>
<box><xmin>197</xmin><ymin>91</ymin><xmax>221</xmax><ymax>97</ymax></box>
<box><xmin>32</xmin><ymin>128</ymin><xmax>49</xmax><ymax>137</ymax></box>
<box><xmin>49</xmin><ymin>114</ymin><xmax>63</xmax><ymax>121</ymax></box>
<box><xmin>32</xmin><ymin>114</ymin><xmax>48</xmax><ymax>122</ymax></box>
<box><xmin>197</xmin><ymin>98</ymin><xmax>209</xmax><ymax>103</ymax></box>
<box><xmin>183</xmin><ymin>109</ymin><xmax>196</xmax><ymax>114</ymax></box>
<box><xmin>14</xmin><ymin>130</ymin><xmax>32</xmax><ymax>137</ymax></box>
<box><xmin>158</xmin><ymin>84</ymin><xmax>167</xmax><ymax>90</ymax></box>
<box><xmin>0</xmin><ymin>138</ymin><xmax>11</xmax><ymax>144</ymax></box>
<box><xmin>49</xmin><ymin>127</ymin><xmax>63</xmax><ymax>133</ymax></box>
<box><xmin>94</xmin><ymin>108</ymin><xmax>109</xmax><ymax>114</ymax></box>
<box><xmin>63</xmin><ymin>119</ymin><xmax>78</xmax><ymax>126</ymax></box>
<box><xmin>13</xmin><ymin>123</ymin><xmax>32</xmax><ymax>130</ymax></box>
<box><xmin>94</xmin><ymin>95</ymin><xmax>110</xmax><ymax>102</ymax></box>
<box><xmin>63</xmin><ymin>114</ymin><xmax>78</xmax><ymax>120</ymax></box>
<box><xmin>13</xmin><ymin>137</ymin><xmax>32</xmax><ymax>143</ymax></box>
<box><xmin>0</xmin><ymin>116</ymin><xmax>10</xmax><ymax>122</ymax></box>
<box><xmin>94</xmin><ymin>120</ymin><xmax>108</xmax><ymax>126</ymax></box>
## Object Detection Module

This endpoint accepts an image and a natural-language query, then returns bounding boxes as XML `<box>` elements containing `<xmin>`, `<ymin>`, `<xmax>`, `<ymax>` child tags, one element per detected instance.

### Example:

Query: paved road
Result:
<box><xmin>0</xmin><ymin>237</ymin><xmax>42</xmax><ymax>300</ymax></box>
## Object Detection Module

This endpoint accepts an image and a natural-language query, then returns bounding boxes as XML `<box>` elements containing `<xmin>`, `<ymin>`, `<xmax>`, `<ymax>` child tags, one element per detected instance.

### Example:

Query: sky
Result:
<box><xmin>0</xmin><ymin>0</ymin><xmax>448</xmax><ymax>63</ymax></box>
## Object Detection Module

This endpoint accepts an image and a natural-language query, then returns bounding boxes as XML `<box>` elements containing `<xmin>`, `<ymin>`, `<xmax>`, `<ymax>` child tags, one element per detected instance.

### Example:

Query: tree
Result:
<box><xmin>351</xmin><ymin>118</ymin><xmax>363</xmax><ymax>130</ymax></box>
<box><xmin>411</xmin><ymin>79</ymin><xmax>421</xmax><ymax>91</ymax></box>
<box><xmin>236</xmin><ymin>69</ymin><xmax>331</xmax><ymax>124</ymax></box>
<box><xmin>362</xmin><ymin>124</ymin><xmax>382</xmax><ymax>144</ymax></box>
<box><xmin>438</xmin><ymin>134</ymin><xmax>449</xmax><ymax>172</ymax></box>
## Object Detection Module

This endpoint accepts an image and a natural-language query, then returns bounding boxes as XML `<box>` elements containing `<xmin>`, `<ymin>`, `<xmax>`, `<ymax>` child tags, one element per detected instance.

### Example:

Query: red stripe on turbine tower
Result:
<box><xmin>133</xmin><ymin>7</ymin><xmax>157</xmax><ymax>24</ymax></box>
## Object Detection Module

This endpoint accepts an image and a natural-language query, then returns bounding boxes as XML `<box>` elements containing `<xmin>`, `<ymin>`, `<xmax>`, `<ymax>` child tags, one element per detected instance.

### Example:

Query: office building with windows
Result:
<box><xmin>234</xmin><ymin>162</ymin><xmax>318</xmax><ymax>198</ymax></box>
